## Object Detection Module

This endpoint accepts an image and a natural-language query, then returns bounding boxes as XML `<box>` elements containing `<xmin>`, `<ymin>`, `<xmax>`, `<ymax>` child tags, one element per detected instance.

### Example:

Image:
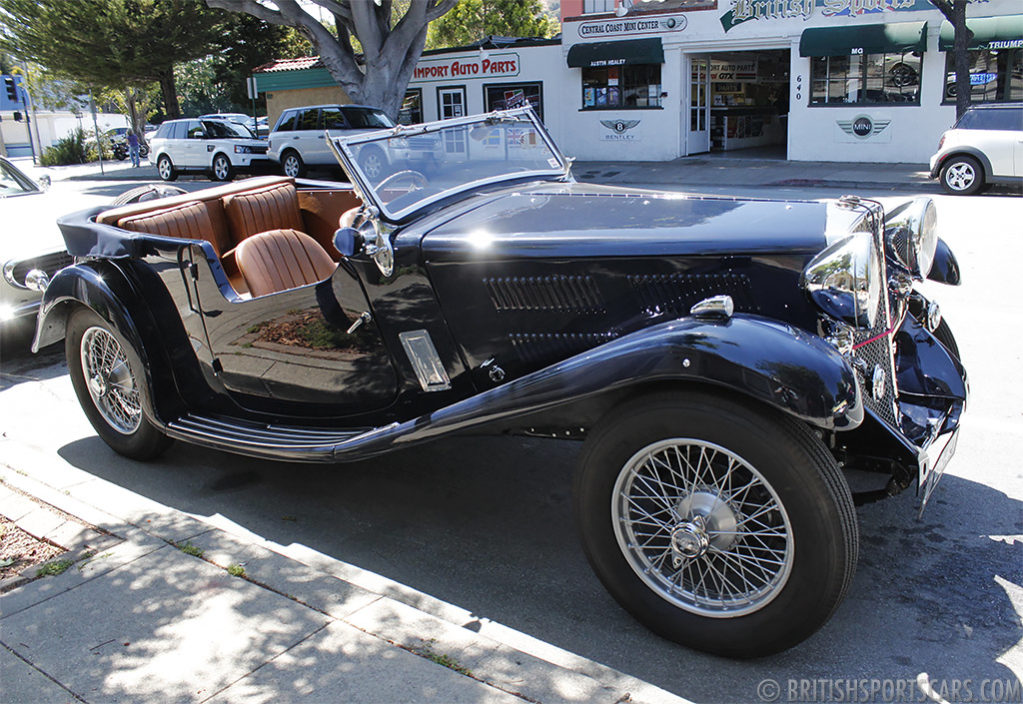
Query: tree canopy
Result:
<box><xmin>427</xmin><ymin>0</ymin><xmax>558</xmax><ymax>50</ymax></box>
<box><xmin>206</xmin><ymin>0</ymin><xmax>460</xmax><ymax>119</ymax></box>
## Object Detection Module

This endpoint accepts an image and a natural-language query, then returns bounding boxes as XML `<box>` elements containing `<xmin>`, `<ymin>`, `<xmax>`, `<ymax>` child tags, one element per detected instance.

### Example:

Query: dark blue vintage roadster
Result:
<box><xmin>33</xmin><ymin>108</ymin><xmax>967</xmax><ymax>657</ymax></box>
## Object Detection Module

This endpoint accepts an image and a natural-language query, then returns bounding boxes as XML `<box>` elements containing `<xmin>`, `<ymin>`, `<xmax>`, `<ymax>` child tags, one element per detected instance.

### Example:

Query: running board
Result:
<box><xmin>165</xmin><ymin>413</ymin><xmax>390</xmax><ymax>462</ymax></box>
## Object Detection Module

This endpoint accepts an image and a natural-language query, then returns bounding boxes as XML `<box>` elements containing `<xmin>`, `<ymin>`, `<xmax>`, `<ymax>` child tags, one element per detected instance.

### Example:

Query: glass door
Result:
<box><xmin>688</xmin><ymin>56</ymin><xmax>711</xmax><ymax>155</ymax></box>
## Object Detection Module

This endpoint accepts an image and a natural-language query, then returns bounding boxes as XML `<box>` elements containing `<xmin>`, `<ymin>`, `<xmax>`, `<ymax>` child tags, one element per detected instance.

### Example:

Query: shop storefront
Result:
<box><xmin>558</xmin><ymin>0</ymin><xmax>1021</xmax><ymax>162</ymax></box>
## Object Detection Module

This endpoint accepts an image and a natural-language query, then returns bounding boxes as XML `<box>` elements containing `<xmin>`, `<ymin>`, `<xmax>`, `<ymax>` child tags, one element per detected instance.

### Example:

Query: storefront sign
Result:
<box><xmin>411</xmin><ymin>53</ymin><xmax>519</xmax><ymax>82</ymax></box>
<box><xmin>578</xmin><ymin>14</ymin><xmax>687</xmax><ymax>38</ymax></box>
<box><xmin>600</xmin><ymin>119</ymin><xmax>641</xmax><ymax>141</ymax></box>
<box><xmin>720</xmin><ymin>0</ymin><xmax>936</xmax><ymax>31</ymax></box>
<box><xmin>836</xmin><ymin>115</ymin><xmax>892</xmax><ymax>142</ymax></box>
<box><xmin>709</xmin><ymin>59</ymin><xmax>757</xmax><ymax>81</ymax></box>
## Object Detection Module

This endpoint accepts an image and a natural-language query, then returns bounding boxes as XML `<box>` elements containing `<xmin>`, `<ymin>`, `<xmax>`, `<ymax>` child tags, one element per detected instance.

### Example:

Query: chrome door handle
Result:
<box><xmin>346</xmin><ymin>311</ymin><xmax>372</xmax><ymax>334</ymax></box>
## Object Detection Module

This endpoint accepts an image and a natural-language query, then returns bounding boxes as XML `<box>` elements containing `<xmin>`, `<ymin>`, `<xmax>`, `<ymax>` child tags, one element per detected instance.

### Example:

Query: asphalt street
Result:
<box><xmin>1</xmin><ymin>174</ymin><xmax>1020</xmax><ymax>703</ymax></box>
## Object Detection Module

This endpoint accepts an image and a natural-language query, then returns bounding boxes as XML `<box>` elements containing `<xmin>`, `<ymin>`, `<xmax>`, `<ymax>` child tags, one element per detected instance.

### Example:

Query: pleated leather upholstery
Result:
<box><xmin>234</xmin><ymin>228</ymin><xmax>336</xmax><ymax>297</ymax></box>
<box><xmin>118</xmin><ymin>201</ymin><xmax>224</xmax><ymax>255</ymax></box>
<box><xmin>223</xmin><ymin>182</ymin><xmax>305</xmax><ymax>242</ymax></box>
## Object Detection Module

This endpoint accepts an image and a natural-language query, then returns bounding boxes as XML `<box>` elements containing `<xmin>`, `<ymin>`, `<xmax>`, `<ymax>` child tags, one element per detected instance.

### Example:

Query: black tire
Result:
<box><xmin>66</xmin><ymin>308</ymin><xmax>172</xmax><ymax>461</ymax></box>
<box><xmin>574</xmin><ymin>391</ymin><xmax>858</xmax><ymax>658</ymax></box>
<box><xmin>358</xmin><ymin>145</ymin><xmax>388</xmax><ymax>181</ymax></box>
<box><xmin>140</xmin><ymin>142</ymin><xmax>150</xmax><ymax>158</ymax></box>
<box><xmin>157</xmin><ymin>154</ymin><xmax>177</xmax><ymax>182</ymax></box>
<box><xmin>111</xmin><ymin>184</ymin><xmax>187</xmax><ymax>206</ymax></box>
<box><xmin>939</xmin><ymin>155</ymin><xmax>984</xmax><ymax>195</ymax></box>
<box><xmin>211</xmin><ymin>153</ymin><xmax>234</xmax><ymax>182</ymax></box>
<box><xmin>281</xmin><ymin>150</ymin><xmax>305</xmax><ymax>178</ymax></box>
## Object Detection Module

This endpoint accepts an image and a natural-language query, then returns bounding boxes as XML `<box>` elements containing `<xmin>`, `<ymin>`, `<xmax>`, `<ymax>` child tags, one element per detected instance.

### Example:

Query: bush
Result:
<box><xmin>39</xmin><ymin>127</ymin><xmax>114</xmax><ymax>166</ymax></box>
<box><xmin>40</xmin><ymin>128</ymin><xmax>86</xmax><ymax>166</ymax></box>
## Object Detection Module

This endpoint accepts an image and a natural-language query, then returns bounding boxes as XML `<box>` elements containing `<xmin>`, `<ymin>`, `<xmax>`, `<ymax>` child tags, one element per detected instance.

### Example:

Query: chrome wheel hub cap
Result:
<box><xmin>80</xmin><ymin>326</ymin><xmax>141</xmax><ymax>435</ymax></box>
<box><xmin>613</xmin><ymin>439</ymin><xmax>794</xmax><ymax>617</ymax></box>
<box><xmin>947</xmin><ymin>164</ymin><xmax>974</xmax><ymax>190</ymax></box>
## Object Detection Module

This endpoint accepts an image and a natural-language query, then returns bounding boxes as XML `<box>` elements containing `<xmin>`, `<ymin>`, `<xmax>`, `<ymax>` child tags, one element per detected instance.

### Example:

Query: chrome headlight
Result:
<box><xmin>884</xmin><ymin>197</ymin><xmax>937</xmax><ymax>279</ymax></box>
<box><xmin>802</xmin><ymin>232</ymin><xmax>882</xmax><ymax>329</ymax></box>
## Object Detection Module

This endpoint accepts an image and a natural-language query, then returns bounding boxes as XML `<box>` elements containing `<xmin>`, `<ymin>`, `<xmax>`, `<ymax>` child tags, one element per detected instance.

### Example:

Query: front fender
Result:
<box><xmin>335</xmin><ymin>314</ymin><xmax>863</xmax><ymax>461</ymax></box>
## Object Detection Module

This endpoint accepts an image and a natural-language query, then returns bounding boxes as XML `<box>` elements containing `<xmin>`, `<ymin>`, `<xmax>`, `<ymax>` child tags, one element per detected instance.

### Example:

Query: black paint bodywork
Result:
<box><xmin>36</xmin><ymin>178</ymin><xmax>966</xmax><ymax>494</ymax></box>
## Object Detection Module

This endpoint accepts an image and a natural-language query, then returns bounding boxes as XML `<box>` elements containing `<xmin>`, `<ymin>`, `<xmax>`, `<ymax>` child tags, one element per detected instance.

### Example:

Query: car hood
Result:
<box><xmin>419</xmin><ymin>183</ymin><xmax>829</xmax><ymax>262</ymax></box>
<box><xmin>1</xmin><ymin>191</ymin><xmax>69</xmax><ymax>262</ymax></box>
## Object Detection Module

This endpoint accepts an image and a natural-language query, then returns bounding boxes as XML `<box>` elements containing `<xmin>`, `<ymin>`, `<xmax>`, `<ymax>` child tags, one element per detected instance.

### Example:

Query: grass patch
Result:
<box><xmin>174</xmin><ymin>542</ymin><xmax>204</xmax><ymax>558</ymax></box>
<box><xmin>36</xmin><ymin>559</ymin><xmax>74</xmax><ymax>578</ymax></box>
<box><xmin>227</xmin><ymin>564</ymin><xmax>246</xmax><ymax>578</ymax></box>
<box><xmin>416</xmin><ymin>639</ymin><xmax>473</xmax><ymax>677</ymax></box>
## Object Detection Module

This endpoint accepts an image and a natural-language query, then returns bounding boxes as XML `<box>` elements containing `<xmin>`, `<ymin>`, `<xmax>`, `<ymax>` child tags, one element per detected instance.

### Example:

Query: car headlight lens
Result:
<box><xmin>234</xmin><ymin>145</ymin><xmax>253</xmax><ymax>154</ymax></box>
<box><xmin>802</xmin><ymin>232</ymin><xmax>881</xmax><ymax>329</ymax></box>
<box><xmin>883</xmin><ymin>197</ymin><xmax>938</xmax><ymax>279</ymax></box>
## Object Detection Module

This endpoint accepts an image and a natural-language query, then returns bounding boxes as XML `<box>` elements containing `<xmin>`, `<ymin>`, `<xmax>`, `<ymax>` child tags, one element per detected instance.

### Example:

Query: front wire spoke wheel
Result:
<box><xmin>80</xmin><ymin>326</ymin><xmax>142</xmax><ymax>435</ymax></box>
<box><xmin>613</xmin><ymin>439</ymin><xmax>793</xmax><ymax>617</ymax></box>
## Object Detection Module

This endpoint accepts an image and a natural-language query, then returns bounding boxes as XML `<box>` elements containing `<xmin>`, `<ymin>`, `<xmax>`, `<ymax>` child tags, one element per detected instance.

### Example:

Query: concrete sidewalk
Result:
<box><xmin>0</xmin><ymin>428</ymin><xmax>687</xmax><ymax>703</ymax></box>
<box><xmin>11</xmin><ymin>152</ymin><xmax>938</xmax><ymax>192</ymax></box>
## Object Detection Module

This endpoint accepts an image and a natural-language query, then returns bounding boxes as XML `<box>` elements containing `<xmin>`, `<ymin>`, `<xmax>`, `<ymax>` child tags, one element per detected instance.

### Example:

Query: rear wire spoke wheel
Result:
<box><xmin>66</xmin><ymin>308</ymin><xmax>172</xmax><ymax>461</ymax></box>
<box><xmin>575</xmin><ymin>391</ymin><xmax>858</xmax><ymax>657</ymax></box>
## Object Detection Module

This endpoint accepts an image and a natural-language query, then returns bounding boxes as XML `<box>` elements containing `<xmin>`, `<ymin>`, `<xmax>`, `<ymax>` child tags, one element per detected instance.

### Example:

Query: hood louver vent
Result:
<box><xmin>484</xmin><ymin>275</ymin><xmax>604</xmax><ymax>314</ymax></box>
<box><xmin>629</xmin><ymin>272</ymin><xmax>758</xmax><ymax>317</ymax></box>
<box><xmin>510</xmin><ymin>332</ymin><xmax>618</xmax><ymax>364</ymax></box>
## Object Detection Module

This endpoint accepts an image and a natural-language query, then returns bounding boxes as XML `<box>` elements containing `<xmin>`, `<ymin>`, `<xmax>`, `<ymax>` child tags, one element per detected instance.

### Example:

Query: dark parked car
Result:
<box><xmin>35</xmin><ymin>108</ymin><xmax>967</xmax><ymax>657</ymax></box>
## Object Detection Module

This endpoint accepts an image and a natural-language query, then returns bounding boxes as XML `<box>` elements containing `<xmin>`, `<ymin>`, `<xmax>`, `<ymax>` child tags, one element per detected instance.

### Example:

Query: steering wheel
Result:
<box><xmin>376</xmin><ymin>169</ymin><xmax>427</xmax><ymax>198</ymax></box>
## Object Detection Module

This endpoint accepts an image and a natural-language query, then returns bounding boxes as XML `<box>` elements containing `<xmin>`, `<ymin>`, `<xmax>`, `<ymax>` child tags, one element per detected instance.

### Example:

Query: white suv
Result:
<box><xmin>929</xmin><ymin>104</ymin><xmax>1023</xmax><ymax>195</ymax></box>
<box><xmin>268</xmin><ymin>104</ymin><xmax>395</xmax><ymax>179</ymax></box>
<box><xmin>149</xmin><ymin>118</ymin><xmax>269</xmax><ymax>182</ymax></box>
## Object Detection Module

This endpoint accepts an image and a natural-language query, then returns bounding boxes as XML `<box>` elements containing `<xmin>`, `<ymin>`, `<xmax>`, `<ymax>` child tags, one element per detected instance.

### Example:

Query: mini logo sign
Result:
<box><xmin>837</xmin><ymin>115</ymin><xmax>891</xmax><ymax>139</ymax></box>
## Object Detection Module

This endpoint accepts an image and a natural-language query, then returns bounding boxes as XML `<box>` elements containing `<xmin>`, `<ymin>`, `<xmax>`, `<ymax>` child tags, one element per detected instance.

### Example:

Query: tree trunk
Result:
<box><xmin>951</xmin><ymin>0</ymin><xmax>973</xmax><ymax>120</ymax></box>
<box><xmin>158</xmin><ymin>67</ymin><xmax>181</xmax><ymax>120</ymax></box>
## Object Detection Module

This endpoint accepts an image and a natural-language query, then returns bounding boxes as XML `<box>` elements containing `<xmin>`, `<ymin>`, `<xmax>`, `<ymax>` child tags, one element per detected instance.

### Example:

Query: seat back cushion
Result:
<box><xmin>234</xmin><ymin>228</ymin><xmax>337</xmax><ymax>297</ymax></box>
<box><xmin>223</xmin><ymin>181</ymin><xmax>305</xmax><ymax>242</ymax></box>
<box><xmin>118</xmin><ymin>200</ymin><xmax>224</xmax><ymax>255</ymax></box>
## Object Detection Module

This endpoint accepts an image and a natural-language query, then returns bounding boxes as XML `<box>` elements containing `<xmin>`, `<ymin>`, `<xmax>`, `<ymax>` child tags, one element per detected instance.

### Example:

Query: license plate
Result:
<box><xmin>919</xmin><ymin>429</ymin><xmax>959</xmax><ymax>517</ymax></box>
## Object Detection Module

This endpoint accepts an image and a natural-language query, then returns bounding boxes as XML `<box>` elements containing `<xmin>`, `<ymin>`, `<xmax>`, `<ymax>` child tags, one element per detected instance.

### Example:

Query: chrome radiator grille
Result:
<box><xmin>851</xmin><ymin>209</ymin><xmax>900</xmax><ymax>431</ymax></box>
<box><xmin>7</xmin><ymin>251</ymin><xmax>73</xmax><ymax>286</ymax></box>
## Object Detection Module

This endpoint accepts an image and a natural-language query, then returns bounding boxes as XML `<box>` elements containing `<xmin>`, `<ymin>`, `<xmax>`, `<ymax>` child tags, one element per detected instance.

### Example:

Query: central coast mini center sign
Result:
<box><xmin>411</xmin><ymin>53</ymin><xmax>520</xmax><ymax>82</ymax></box>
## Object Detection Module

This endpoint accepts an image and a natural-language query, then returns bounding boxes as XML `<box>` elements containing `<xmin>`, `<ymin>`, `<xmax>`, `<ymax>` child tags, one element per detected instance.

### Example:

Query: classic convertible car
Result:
<box><xmin>34</xmin><ymin>108</ymin><xmax>967</xmax><ymax>658</ymax></box>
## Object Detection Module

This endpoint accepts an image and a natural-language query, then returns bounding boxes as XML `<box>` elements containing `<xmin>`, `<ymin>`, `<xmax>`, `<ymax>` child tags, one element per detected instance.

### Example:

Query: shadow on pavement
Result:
<box><xmin>55</xmin><ymin>431</ymin><xmax>1023</xmax><ymax>702</ymax></box>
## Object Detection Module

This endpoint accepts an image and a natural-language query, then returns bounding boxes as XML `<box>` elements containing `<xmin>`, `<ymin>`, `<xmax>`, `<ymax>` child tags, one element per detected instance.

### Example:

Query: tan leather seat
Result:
<box><xmin>223</xmin><ymin>181</ymin><xmax>305</xmax><ymax>242</ymax></box>
<box><xmin>234</xmin><ymin>228</ymin><xmax>336</xmax><ymax>297</ymax></box>
<box><xmin>118</xmin><ymin>200</ymin><xmax>227</xmax><ymax>256</ymax></box>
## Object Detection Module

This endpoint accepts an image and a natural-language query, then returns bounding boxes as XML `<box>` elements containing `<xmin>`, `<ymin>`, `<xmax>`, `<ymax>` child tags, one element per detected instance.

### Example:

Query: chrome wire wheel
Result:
<box><xmin>80</xmin><ymin>326</ymin><xmax>142</xmax><ymax>435</ymax></box>
<box><xmin>612</xmin><ymin>438</ymin><xmax>794</xmax><ymax>618</ymax></box>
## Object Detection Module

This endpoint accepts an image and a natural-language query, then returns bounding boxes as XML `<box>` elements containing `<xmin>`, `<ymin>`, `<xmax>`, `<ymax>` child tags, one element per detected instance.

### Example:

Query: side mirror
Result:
<box><xmin>37</xmin><ymin>174</ymin><xmax>51</xmax><ymax>192</ymax></box>
<box><xmin>333</xmin><ymin>227</ymin><xmax>361</xmax><ymax>257</ymax></box>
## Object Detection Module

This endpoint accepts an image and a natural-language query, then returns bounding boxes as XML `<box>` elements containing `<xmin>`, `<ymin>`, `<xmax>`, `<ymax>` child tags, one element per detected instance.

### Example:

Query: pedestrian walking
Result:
<box><xmin>127</xmin><ymin>131</ymin><xmax>140</xmax><ymax>167</ymax></box>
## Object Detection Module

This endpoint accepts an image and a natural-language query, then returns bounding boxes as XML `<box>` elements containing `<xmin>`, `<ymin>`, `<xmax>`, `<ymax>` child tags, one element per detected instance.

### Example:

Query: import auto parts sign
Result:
<box><xmin>411</xmin><ymin>53</ymin><xmax>519</xmax><ymax>82</ymax></box>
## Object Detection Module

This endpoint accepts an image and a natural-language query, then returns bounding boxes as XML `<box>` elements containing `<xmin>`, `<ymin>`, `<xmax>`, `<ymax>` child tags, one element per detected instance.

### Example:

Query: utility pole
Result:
<box><xmin>21</xmin><ymin>62</ymin><xmax>41</xmax><ymax>165</ymax></box>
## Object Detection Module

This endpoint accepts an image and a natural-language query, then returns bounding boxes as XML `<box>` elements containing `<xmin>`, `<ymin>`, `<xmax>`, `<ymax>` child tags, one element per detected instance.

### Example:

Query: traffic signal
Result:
<box><xmin>4</xmin><ymin>76</ymin><xmax>17</xmax><ymax>102</ymax></box>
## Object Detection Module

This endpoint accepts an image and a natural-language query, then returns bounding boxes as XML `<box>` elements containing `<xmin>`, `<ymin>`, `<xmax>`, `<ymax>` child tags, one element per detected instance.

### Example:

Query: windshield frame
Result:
<box><xmin>330</xmin><ymin>107</ymin><xmax>569</xmax><ymax>222</ymax></box>
<box><xmin>0</xmin><ymin>157</ymin><xmax>41</xmax><ymax>197</ymax></box>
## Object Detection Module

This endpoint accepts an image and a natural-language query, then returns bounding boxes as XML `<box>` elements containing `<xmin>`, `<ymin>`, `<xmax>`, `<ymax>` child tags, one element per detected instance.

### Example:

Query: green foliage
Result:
<box><xmin>39</xmin><ymin>128</ymin><xmax>87</xmax><ymax>166</ymax></box>
<box><xmin>226</xmin><ymin>564</ymin><xmax>246</xmax><ymax>577</ymax></box>
<box><xmin>427</xmin><ymin>0</ymin><xmax>558</xmax><ymax>50</ymax></box>
<box><xmin>36</xmin><ymin>558</ymin><xmax>73</xmax><ymax>578</ymax></box>
<box><xmin>174</xmin><ymin>541</ymin><xmax>204</xmax><ymax>558</ymax></box>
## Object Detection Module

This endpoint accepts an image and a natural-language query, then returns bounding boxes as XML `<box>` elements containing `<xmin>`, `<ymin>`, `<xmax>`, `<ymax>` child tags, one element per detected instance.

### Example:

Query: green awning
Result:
<box><xmin>799</xmin><ymin>22</ymin><xmax>928</xmax><ymax>57</ymax></box>
<box><xmin>939</xmin><ymin>15</ymin><xmax>1023</xmax><ymax>51</ymax></box>
<box><xmin>567</xmin><ymin>38</ymin><xmax>664</xmax><ymax>68</ymax></box>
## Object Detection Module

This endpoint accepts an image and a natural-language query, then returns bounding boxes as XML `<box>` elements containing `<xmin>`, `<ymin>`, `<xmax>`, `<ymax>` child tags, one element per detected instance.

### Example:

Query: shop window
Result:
<box><xmin>583</xmin><ymin>0</ymin><xmax>616</xmax><ymax>13</ymax></box>
<box><xmin>942</xmin><ymin>49</ymin><xmax>1022</xmax><ymax>104</ymax></box>
<box><xmin>484</xmin><ymin>83</ymin><xmax>544</xmax><ymax>121</ymax></box>
<box><xmin>582</xmin><ymin>65</ymin><xmax>662</xmax><ymax>109</ymax></box>
<box><xmin>809</xmin><ymin>52</ymin><xmax>922</xmax><ymax>106</ymax></box>
<box><xmin>399</xmin><ymin>89</ymin><xmax>423</xmax><ymax>125</ymax></box>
